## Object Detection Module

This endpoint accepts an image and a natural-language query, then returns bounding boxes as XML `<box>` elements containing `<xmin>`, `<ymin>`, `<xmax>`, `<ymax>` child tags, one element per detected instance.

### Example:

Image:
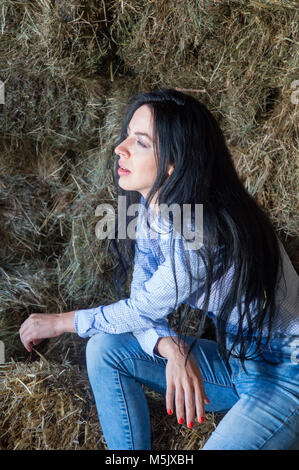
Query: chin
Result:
<box><xmin>118</xmin><ymin>182</ymin><xmax>136</xmax><ymax>192</ymax></box>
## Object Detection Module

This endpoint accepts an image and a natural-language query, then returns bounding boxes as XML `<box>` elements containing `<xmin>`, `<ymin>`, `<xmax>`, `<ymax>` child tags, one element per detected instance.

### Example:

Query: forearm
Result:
<box><xmin>156</xmin><ymin>336</ymin><xmax>190</xmax><ymax>359</ymax></box>
<box><xmin>57</xmin><ymin>311</ymin><xmax>77</xmax><ymax>334</ymax></box>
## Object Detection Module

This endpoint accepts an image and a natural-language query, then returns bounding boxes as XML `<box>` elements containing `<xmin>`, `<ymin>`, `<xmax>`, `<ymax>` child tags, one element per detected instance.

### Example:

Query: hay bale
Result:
<box><xmin>0</xmin><ymin>0</ymin><xmax>109</xmax><ymax>150</ymax></box>
<box><xmin>1</xmin><ymin>0</ymin><xmax>110</xmax><ymax>78</ymax></box>
<box><xmin>0</xmin><ymin>359</ymin><xmax>221</xmax><ymax>450</ymax></box>
<box><xmin>0</xmin><ymin>73</ymin><xmax>107</xmax><ymax>151</ymax></box>
<box><xmin>0</xmin><ymin>359</ymin><xmax>104</xmax><ymax>450</ymax></box>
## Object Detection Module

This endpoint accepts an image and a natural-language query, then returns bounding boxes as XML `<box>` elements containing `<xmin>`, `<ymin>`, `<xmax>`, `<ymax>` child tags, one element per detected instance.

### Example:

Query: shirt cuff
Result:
<box><xmin>74</xmin><ymin>307</ymin><xmax>103</xmax><ymax>338</ymax></box>
<box><xmin>133</xmin><ymin>326</ymin><xmax>178</xmax><ymax>358</ymax></box>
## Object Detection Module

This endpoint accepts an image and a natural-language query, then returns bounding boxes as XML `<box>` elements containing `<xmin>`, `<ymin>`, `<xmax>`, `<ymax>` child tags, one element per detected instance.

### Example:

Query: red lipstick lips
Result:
<box><xmin>118</xmin><ymin>162</ymin><xmax>131</xmax><ymax>175</ymax></box>
<box><xmin>118</xmin><ymin>168</ymin><xmax>131</xmax><ymax>176</ymax></box>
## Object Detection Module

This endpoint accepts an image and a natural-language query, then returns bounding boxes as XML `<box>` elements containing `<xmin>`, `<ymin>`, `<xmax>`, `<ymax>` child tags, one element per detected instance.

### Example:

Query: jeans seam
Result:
<box><xmin>118</xmin><ymin>356</ymin><xmax>166</xmax><ymax>393</ymax></box>
<box><xmin>116</xmin><ymin>369</ymin><xmax>135</xmax><ymax>450</ymax></box>
<box><xmin>202</xmin><ymin>379</ymin><xmax>237</xmax><ymax>390</ymax></box>
<box><xmin>257</xmin><ymin>406</ymin><xmax>299</xmax><ymax>450</ymax></box>
<box><xmin>118</xmin><ymin>356</ymin><xmax>166</xmax><ymax>375</ymax></box>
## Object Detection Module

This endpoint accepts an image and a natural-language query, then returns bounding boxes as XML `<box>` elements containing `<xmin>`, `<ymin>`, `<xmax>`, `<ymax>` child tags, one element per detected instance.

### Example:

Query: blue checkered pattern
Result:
<box><xmin>75</xmin><ymin>196</ymin><xmax>299</xmax><ymax>356</ymax></box>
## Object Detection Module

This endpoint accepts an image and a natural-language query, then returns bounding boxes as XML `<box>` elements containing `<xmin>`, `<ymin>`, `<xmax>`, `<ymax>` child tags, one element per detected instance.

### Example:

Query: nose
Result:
<box><xmin>115</xmin><ymin>139</ymin><xmax>130</xmax><ymax>159</ymax></box>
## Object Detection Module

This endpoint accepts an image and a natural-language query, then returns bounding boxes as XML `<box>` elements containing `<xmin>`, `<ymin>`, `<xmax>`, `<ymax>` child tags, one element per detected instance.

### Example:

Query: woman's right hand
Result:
<box><xmin>157</xmin><ymin>337</ymin><xmax>210</xmax><ymax>428</ymax></box>
<box><xmin>19</xmin><ymin>311</ymin><xmax>76</xmax><ymax>353</ymax></box>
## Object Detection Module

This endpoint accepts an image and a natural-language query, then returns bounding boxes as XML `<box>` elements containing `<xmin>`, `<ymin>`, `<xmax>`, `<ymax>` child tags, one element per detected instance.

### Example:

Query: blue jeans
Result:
<box><xmin>85</xmin><ymin>331</ymin><xmax>299</xmax><ymax>450</ymax></box>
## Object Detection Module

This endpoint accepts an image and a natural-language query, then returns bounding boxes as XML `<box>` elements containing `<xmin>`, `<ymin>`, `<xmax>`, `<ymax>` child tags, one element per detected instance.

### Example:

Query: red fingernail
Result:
<box><xmin>178</xmin><ymin>418</ymin><xmax>184</xmax><ymax>424</ymax></box>
<box><xmin>167</xmin><ymin>409</ymin><xmax>173</xmax><ymax>415</ymax></box>
<box><xmin>188</xmin><ymin>421</ymin><xmax>193</xmax><ymax>429</ymax></box>
<box><xmin>199</xmin><ymin>416</ymin><xmax>204</xmax><ymax>423</ymax></box>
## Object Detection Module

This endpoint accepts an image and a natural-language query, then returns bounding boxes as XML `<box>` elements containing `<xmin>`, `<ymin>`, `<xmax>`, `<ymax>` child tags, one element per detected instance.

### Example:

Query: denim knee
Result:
<box><xmin>86</xmin><ymin>332</ymin><xmax>118</xmax><ymax>370</ymax></box>
<box><xmin>86</xmin><ymin>331</ymin><xmax>137</xmax><ymax>374</ymax></box>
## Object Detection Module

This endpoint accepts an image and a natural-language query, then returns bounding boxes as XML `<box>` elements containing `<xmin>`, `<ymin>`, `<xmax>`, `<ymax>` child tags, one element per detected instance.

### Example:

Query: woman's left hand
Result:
<box><xmin>157</xmin><ymin>337</ymin><xmax>210</xmax><ymax>427</ymax></box>
<box><xmin>19</xmin><ymin>313</ymin><xmax>65</xmax><ymax>352</ymax></box>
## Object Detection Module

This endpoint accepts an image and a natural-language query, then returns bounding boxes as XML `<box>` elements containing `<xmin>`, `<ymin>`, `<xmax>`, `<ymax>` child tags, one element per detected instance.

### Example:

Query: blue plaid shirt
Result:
<box><xmin>75</xmin><ymin>196</ymin><xmax>299</xmax><ymax>356</ymax></box>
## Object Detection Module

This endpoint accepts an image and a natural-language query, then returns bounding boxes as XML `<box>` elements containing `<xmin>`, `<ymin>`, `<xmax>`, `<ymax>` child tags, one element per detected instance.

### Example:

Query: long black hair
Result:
<box><xmin>109</xmin><ymin>88</ymin><xmax>284</xmax><ymax>367</ymax></box>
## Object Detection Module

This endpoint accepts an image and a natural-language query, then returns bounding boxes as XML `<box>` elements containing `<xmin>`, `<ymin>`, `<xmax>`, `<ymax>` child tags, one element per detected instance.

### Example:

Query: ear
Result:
<box><xmin>167</xmin><ymin>164</ymin><xmax>174</xmax><ymax>177</ymax></box>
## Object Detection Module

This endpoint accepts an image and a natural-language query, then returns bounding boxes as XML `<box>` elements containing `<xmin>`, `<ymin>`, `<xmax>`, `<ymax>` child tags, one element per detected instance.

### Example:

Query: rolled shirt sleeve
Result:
<box><xmin>74</xmin><ymin>198</ymin><xmax>209</xmax><ymax>357</ymax></box>
<box><xmin>131</xmin><ymin>323</ymin><xmax>177</xmax><ymax>357</ymax></box>
<box><xmin>74</xmin><ymin>239</ymin><xmax>206</xmax><ymax>355</ymax></box>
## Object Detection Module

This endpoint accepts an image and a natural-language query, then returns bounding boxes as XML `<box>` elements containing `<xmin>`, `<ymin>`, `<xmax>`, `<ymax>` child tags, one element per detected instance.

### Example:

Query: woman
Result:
<box><xmin>19</xmin><ymin>89</ymin><xmax>299</xmax><ymax>450</ymax></box>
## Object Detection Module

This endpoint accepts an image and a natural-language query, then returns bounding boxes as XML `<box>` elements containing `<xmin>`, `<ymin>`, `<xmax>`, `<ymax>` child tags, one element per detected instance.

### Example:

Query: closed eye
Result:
<box><xmin>124</xmin><ymin>131</ymin><xmax>148</xmax><ymax>148</ymax></box>
<box><xmin>137</xmin><ymin>139</ymin><xmax>147</xmax><ymax>148</ymax></box>
<box><xmin>126</xmin><ymin>126</ymin><xmax>151</xmax><ymax>148</ymax></box>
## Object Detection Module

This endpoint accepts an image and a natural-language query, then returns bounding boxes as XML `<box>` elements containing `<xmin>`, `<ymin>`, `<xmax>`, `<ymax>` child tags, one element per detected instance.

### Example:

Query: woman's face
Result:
<box><xmin>115</xmin><ymin>104</ymin><xmax>174</xmax><ymax>201</ymax></box>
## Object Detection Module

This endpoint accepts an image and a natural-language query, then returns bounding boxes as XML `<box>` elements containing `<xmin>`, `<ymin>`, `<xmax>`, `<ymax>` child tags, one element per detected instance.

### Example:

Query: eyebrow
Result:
<box><xmin>127</xmin><ymin>126</ymin><xmax>153</xmax><ymax>141</ymax></box>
